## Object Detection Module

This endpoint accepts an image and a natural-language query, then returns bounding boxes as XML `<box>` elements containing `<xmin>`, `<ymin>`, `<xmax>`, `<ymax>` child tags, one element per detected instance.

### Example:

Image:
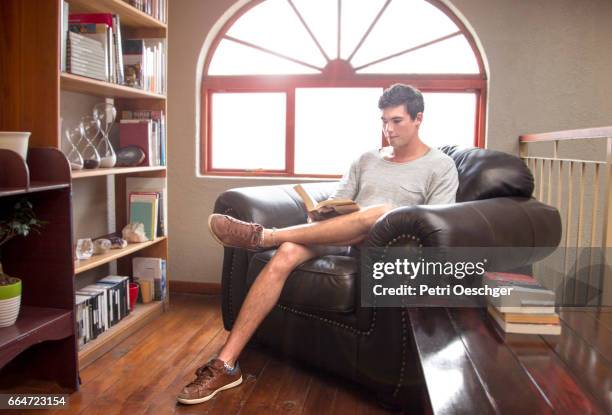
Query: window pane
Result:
<box><xmin>351</xmin><ymin>0</ymin><xmax>459</xmax><ymax>68</ymax></box>
<box><xmin>227</xmin><ymin>0</ymin><xmax>326</xmax><ymax>69</ymax></box>
<box><xmin>357</xmin><ymin>36</ymin><xmax>479</xmax><ymax>74</ymax></box>
<box><xmin>419</xmin><ymin>93</ymin><xmax>476</xmax><ymax>148</ymax></box>
<box><xmin>211</xmin><ymin>93</ymin><xmax>286</xmax><ymax>170</ymax></box>
<box><xmin>295</xmin><ymin>88</ymin><xmax>382</xmax><ymax>175</ymax></box>
<box><xmin>292</xmin><ymin>0</ymin><xmax>337</xmax><ymax>59</ymax></box>
<box><xmin>209</xmin><ymin>39</ymin><xmax>320</xmax><ymax>75</ymax></box>
<box><xmin>340</xmin><ymin>0</ymin><xmax>388</xmax><ymax>59</ymax></box>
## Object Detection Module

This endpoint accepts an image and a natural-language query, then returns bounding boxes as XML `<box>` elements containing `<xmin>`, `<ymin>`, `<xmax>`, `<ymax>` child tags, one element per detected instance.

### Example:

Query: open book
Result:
<box><xmin>293</xmin><ymin>184</ymin><xmax>359</xmax><ymax>221</ymax></box>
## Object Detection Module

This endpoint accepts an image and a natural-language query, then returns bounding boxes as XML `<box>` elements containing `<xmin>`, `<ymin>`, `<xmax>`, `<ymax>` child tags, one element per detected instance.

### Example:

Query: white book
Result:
<box><xmin>133</xmin><ymin>257</ymin><xmax>164</xmax><ymax>301</ymax></box>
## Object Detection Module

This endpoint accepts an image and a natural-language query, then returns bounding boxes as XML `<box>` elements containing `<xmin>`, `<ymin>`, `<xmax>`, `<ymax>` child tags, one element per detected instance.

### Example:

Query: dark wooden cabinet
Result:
<box><xmin>0</xmin><ymin>148</ymin><xmax>78</xmax><ymax>390</ymax></box>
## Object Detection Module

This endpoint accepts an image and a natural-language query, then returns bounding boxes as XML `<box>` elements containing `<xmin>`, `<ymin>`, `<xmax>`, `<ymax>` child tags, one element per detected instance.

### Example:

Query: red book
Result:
<box><xmin>68</xmin><ymin>13</ymin><xmax>114</xmax><ymax>28</ymax></box>
<box><xmin>119</xmin><ymin>121</ymin><xmax>152</xmax><ymax>166</ymax></box>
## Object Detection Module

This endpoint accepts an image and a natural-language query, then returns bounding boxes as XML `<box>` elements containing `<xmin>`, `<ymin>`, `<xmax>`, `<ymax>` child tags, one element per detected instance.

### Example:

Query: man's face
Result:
<box><xmin>381</xmin><ymin>104</ymin><xmax>422</xmax><ymax>149</ymax></box>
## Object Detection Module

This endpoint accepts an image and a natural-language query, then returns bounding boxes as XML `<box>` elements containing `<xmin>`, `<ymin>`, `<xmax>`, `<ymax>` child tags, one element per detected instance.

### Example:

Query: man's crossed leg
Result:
<box><xmin>177</xmin><ymin>204</ymin><xmax>392</xmax><ymax>405</ymax></box>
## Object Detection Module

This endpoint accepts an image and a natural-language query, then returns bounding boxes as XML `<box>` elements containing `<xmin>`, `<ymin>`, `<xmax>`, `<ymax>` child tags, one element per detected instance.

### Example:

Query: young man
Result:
<box><xmin>177</xmin><ymin>84</ymin><xmax>459</xmax><ymax>405</ymax></box>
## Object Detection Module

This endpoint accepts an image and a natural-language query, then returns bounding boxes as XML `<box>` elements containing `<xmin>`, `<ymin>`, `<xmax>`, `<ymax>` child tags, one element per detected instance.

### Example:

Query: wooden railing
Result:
<box><xmin>519</xmin><ymin>127</ymin><xmax>612</xmax><ymax>306</ymax></box>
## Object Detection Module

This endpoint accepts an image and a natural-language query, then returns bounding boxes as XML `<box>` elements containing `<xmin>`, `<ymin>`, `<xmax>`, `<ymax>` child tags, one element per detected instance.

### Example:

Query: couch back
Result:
<box><xmin>440</xmin><ymin>145</ymin><xmax>534</xmax><ymax>202</ymax></box>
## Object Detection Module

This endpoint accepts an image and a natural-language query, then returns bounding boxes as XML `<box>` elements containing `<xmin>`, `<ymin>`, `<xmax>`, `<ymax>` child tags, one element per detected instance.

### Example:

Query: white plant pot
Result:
<box><xmin>0</xmin><ymin>276</ymin><xmax>22</xmax><ymax>328</ymax></box>
<box><xmin>0</xmin><ymin>131</ymin><xmax>31</xmax><ymax>160</ymax></box>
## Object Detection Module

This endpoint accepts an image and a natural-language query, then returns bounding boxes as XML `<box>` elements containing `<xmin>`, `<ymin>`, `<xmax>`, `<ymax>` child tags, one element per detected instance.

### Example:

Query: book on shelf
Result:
<box><xmin>121</xmin><ymin>110</ymin><xmax>166</xmax><ymax>165</ymax></box>
<box><xmin>483</xmin><ymin>271</ymin><xmax>556</xmax><ymax>314</ymax></box>
<box><xmin>98</xmin><ymin>276</ymin><xmax>131</xmax><ymax>323</ymax></box>
<box><xmin>119</xmin><ymin>111</ymin><xmax>166</xmax><ymax>167</ymax></box>
<box><xmin>60</xmin><ymin>1</ymin><xmax>69</xmax><ymax>72</ymax></box>
<box><xmin>75</xmin><ymin>276</ymin><xmax>131</xmax><ymax>350</ymax></box>
<box><xmin>126</xmin><ymin>177</ymin><xmax>168</xmax><ymax>236</ymax></box>
<box><xmin>487</xmin><ymin>305</ymin><xmax>561</xmax><ymax>335</ymax></box>
<box><xmin>67</xmin><ymin>31</ymin><xmax>107</xmax><ymax>81</ymax></box>
<box><xmin>123</xmin><ymin>38</ymin><xmax>166</xmax><ymax>94</ymax></box>
<box><xmin>65</xmin><ymin>13</ymin><xmax>125</xmax><ymax>84</ymax></box>
<box><xmin>133</xmin><ymin>257</ymin><xmax>167</xmax><ymax>301</ymax></box>
<box><xmin>124</xmin><ymin>0</ymin><xmax>167</xmax><ymax>23</ymax></box>
<box><xmin>129</xmin><ymin>192</ymin><xmax>159</xmax><ymax>240</ymax></box>
<box><xmin>293</xmin><ymin>184</ymin><xmax>360</xmax><ymax>221</ymax></box>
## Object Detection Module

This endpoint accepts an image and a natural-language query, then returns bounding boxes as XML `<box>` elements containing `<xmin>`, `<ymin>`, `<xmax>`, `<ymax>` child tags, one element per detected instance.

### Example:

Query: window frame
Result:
<box><xmin>200</xmin><ymin>0</ymin><xmax>487</xmax><ymax>177</ymax></box>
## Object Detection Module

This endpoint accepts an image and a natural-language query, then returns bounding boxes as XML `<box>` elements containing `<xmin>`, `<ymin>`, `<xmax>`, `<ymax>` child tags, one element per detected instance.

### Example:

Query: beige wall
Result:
<box><xmin>168</xmin><ymin>0</ymin><xmax>612</xmax><ymax>284</ymax></box>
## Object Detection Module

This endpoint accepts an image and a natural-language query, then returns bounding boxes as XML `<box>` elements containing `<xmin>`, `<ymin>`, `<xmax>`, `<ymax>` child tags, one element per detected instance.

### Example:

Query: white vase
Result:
<box><xmin>0</xmin><ymin>131</ymin><xmax>30</xmax><ymax>160</ymax></box>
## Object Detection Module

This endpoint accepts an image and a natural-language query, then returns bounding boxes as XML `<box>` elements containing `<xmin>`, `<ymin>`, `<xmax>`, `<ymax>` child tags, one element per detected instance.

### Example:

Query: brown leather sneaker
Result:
<box><xmin>208</xmin><ymin>214</ymin><xmax>265</xmax><ymax>251</ymax></box>
<box><xmin>177</xmin><ymin>359</ymin><xmax>243</xmax><ymax>405</ymax></box>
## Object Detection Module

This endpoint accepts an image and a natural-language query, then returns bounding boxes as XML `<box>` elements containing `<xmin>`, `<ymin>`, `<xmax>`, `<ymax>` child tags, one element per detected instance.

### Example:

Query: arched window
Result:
<box><xmin>201</xmin><ymin>0</ymin><xmax>486</xmax><ymax>177</ymax></box>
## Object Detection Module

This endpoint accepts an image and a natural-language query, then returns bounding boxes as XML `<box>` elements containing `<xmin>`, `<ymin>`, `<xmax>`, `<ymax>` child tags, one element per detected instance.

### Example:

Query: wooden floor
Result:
<box><xmin>3</xmin><ymin>294</ymin><xmax>395</xmax><ymax>415</ymax></box>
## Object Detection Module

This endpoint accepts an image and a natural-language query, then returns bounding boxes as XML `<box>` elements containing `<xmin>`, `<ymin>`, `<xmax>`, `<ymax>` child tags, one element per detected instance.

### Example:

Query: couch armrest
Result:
<box><xmin>365</xmin><ymin>197</ymin><xmax>561</xmax><ymax>269</ymax></box>
<box><xmin>213</xmin><ymin>182</ymin><xmax>338</xmax><ymax>228</ymax></box>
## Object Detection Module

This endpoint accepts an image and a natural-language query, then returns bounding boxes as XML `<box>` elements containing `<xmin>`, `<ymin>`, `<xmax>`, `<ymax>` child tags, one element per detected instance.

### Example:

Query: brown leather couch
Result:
<box><xmin>213</xmin><ymin>146</ymin><xmax>562</xmax><ymax>410</ymax></box>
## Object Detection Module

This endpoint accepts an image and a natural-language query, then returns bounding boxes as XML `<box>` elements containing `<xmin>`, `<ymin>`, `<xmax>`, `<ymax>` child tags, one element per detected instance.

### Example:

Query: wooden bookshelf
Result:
<box><xmin>78</xmin><ymin>300</ymin><xmax>164</xmax><ymax>368</ymax></box>
<box><xmin>72</xmin><ymin>165</ymin><xmax>166</xmax><ymax>179</ymax></box>
<box><xmin>76</xmin><ymin>236</ymin><xmax>167</xmax><ymax>274</ymax></box>
<box><xmin>0</xmin><ymin>0</ymin><xmax>169</xmax><ymax>381</ymax></box>
<box><xmin>61</xmin><ymin>73</ymin><xmax>166</xmax><ymax>100</ymax></box>
<box><xmin>67</xmin><ymin>0</ymin><xmax>167</xmax><ymax>31</ymax></box>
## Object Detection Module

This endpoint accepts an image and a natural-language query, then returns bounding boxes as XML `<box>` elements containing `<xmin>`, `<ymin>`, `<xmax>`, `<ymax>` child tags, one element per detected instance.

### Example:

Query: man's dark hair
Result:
<box><xmin>378</xmin><ymin>84</ymin><xmax>424</xmax><ymax>120</ymax></box>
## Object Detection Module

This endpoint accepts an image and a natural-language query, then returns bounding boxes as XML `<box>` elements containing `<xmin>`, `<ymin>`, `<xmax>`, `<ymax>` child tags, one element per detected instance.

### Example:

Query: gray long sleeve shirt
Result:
<box><xmin>331</xmin><ymin>147</ymin><xmax>459</xmax><ymax>207</ymax></box>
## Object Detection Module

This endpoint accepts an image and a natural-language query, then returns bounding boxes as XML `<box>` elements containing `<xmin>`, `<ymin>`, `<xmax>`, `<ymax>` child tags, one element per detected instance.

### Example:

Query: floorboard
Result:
<box><xmin>1</xmin><ymin>294</ymin><xmax>393</xmax><ymax>414</ymax></box>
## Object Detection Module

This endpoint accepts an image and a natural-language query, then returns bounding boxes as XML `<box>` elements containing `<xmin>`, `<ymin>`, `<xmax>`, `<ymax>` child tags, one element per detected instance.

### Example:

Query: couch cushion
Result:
<box><xmin>247</xmin><ymin>250</ymin><xmax>358</xmax><ymax>314</ymax></box>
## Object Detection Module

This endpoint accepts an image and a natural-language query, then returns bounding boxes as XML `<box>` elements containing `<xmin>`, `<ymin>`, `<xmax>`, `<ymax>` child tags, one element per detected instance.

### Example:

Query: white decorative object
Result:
<box><xmin>0</xmin><ymin>132</ymin><xmax>30</xmax><ymax>160</ymax></box>
<box><xmin>122</xmin><ymin>222</ymin><xmax>149</xmax><ymax>243</ymax></box>
<box><xmin>76</xmin><ymin>238</ymin><xmax>94</xmax><ymax>260</ymax></box>
<box><xmin>93</xmin><ymin>238</ymin><xmax>112</xmax><ymax>255</ymax></box>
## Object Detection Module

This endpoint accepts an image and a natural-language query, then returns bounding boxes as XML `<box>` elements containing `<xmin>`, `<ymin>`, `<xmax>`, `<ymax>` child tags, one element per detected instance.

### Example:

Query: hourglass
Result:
<box><xmin>79</xmin><ymin>116</ymin><xmax>101</xmax><ymax>169</ymax></box>
<box><xmin>64</xmin><ymin>126</ymin><xmax>84</xmax><ymax>170</ymax></box>
<box><xmin>92</xmin><ymin>102</ymin><xmax>117</xmax><ymax>168</ymax></box>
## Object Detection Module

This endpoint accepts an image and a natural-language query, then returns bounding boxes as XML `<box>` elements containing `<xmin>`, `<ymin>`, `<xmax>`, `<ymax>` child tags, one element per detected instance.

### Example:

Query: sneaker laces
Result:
<box><xmin>226</xmin><ymin>216</ymin><xmax>264</xmax><ymax>248</ymax></box>
<box><xmin>190</xmin><ymin>363</ymin><xmax>218</xmax><ymax>386</ymax></box>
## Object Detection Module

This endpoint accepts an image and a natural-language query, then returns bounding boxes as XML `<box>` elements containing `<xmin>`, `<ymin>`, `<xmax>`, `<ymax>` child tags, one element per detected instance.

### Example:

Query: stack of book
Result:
<box><xmin>126</xmin><ymin>177</ymin><xmax>167</xmax><ymax>239</ymax></box>
<box><xmin>123</xmin><ymin>0</ymin><xmax>167</xmax><ymax>23</ymax></box>
<box><xmin>119</xmin><ymin>110</ymin><xmax>166</xmax><ymax>166</ymax></box>
<box><xmin>133</xmin><ymin>257</ymin><xmax>167</xmax><ymax>301</ymax></box>
<box><xmin>67</xmin><ymin>31</ymin><xmax>107</xmax><ymax>81</ymax></box>
<box><xmin>75</xmin><ymin>276</ymin><xmax>131</xmax><ymax>348</ymax></box>
<box><xmin>484</xmin><ymin>272</ymin><xmax>561</xmax><ymax>335</ymax></box>
<box><xmin>65</xmin><ymin>11</ymin><xmax>125</xmax><ymax>84</ymax></box>
<box><xmin>123</xmin><ymin>38</ymin><xmax>166</xmax><ymax>94</ymax></box>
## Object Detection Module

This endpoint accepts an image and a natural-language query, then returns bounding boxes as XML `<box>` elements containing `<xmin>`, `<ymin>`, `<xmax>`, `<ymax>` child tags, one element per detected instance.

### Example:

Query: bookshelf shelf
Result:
<box><xmin>75</xmin><ymin>236</ymin><xmax>167</xmax><ymax>274</ymax></box>
<box><xmin>78</xmin><ymin>300</ymin><xmax>164</xmax><ymax>368</ymax></box>
<box><xmin>0</xmin><ymin>307</ymin><xmax>74</xmax><ymax>369</ymax></box>
<box><xmin>72</xmin><ymin>166</ymin><xmax>166</xmax><ymax>179</ymax></box>
<box><xmin>67</xmin><ymin>0</ymin><xmax>167</xmax><ymax>31</ymax></box>
<box><xmin>61</xmin><ymin>73</ymin><xmax>166</xmax><ymax>100</ymax></box>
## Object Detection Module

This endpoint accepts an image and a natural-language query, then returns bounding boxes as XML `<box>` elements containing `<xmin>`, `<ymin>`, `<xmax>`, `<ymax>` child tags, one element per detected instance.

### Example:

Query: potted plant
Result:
<box><xmin>0</xmin><ymin>199</ymin><xmax>46</xmax><ymax>327</ymax></box>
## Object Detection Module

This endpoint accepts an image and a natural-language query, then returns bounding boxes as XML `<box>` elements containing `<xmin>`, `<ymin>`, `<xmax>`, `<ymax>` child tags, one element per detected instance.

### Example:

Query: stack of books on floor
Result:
<box><xmin>484</xmin><ymin>272</ymin><xmax>561</xmax><ymax>335</ymax></box>
<box><xmin>119</xmin><ymin>110</ymin><xmax>166</xmax><ymax>166</ymax></box>
<box><xmin>75</xmin><ymin>276</ymin><xmax>131</xmax><ymax>349</ymax></box>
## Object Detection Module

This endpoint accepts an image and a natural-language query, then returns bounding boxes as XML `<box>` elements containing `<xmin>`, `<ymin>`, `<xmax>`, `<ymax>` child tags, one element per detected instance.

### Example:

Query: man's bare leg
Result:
<box><xmin>217</xmin><ymin>242</ymin><xmax>320</xmax><ymax>366</ymax></box>
<box><xmin>261</xmin><ymin>204</ymin><xmax>393</xmax><ymax>248</ymax></box>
